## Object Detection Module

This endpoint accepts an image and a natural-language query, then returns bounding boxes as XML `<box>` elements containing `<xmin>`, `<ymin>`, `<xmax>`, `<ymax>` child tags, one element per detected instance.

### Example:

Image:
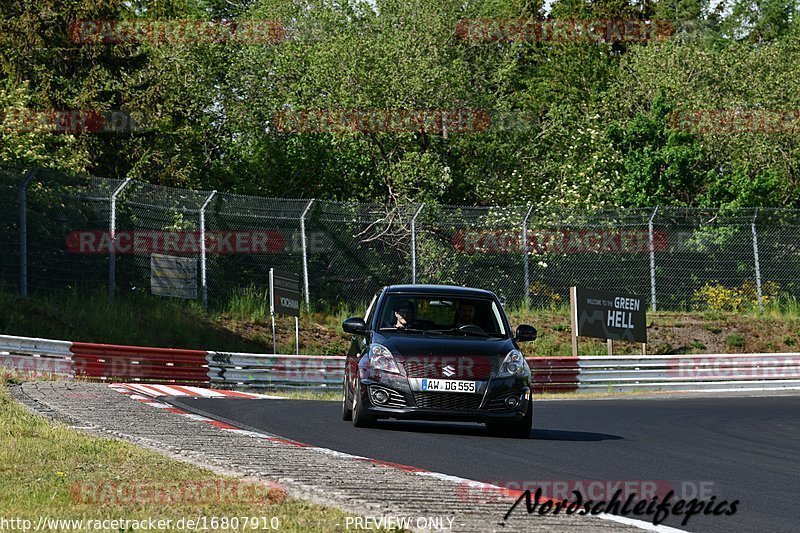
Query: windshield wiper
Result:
<box><xmin>381</xmin><ymin>327</ymin><xmax>442</xmax><ymax>335</ymax></box>
<box><xmin>434</xmin><ymin>328</ymin><xmax>492</xmax><ymax>337</ymax></box>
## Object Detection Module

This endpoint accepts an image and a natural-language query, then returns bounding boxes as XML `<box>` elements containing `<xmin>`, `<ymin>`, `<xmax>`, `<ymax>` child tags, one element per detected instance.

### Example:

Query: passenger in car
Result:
<box><xmin>453</xmin><ymin>301</ymin><xmax>477</xmax><ymax>328</ymax></box>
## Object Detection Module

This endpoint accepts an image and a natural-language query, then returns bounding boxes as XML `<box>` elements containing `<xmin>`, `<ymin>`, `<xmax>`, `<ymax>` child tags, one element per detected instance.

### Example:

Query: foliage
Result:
<box><xmin>2</xmin><ymin>0</ymin><xmax>800</xmax><ymax>209</ymax></box>
<box><xmin>692</xmin><ymin>279</ymin><xmax>780</xmax><ymax>312</ymax></box>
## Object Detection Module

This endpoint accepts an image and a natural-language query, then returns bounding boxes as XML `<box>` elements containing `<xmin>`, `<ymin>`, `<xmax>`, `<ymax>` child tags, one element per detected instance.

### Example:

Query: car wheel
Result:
<box><xmin>486</xmin><ymin>397</ymin><xmax>533</xmax><ymax>439</ymax></box>
<box><xmin>485</xmin><ymin>422</ymin><xmax>506</xmax><ymax>437</ymax></box>
<box><xmin>351</xmin><ymin>381</ymin><xmax>376</xmax><ymax>428</ymax></box>
<box><xmin>341</xmin><ymin>375</ymin><xmax>353</xmax><ymax>421</ymax></box>
<box><xmin>506</xmin><ymin>398</ymin><xmax>533</xmax><ymax>439</ymax></box>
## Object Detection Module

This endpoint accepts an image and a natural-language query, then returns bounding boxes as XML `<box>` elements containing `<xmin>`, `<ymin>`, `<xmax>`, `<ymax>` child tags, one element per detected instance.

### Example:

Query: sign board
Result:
<box><xmin>270</xmin><ymin>269</ymin><xmax>300</xmax><ymax>317</ymax></box>
<box><xmin>571</xmin><ymin>287</ymin><xmax>647</xmax><ymax>343</ymax></box>
<box><xmin>150</xmin><ymin>254</ymin><xmax>197</xmax><ymax>299</ymax></box>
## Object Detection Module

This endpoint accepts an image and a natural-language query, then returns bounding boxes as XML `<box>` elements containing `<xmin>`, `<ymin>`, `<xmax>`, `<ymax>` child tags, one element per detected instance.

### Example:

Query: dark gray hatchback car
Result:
<box><xmin>341</xmin><ymin>284</ymin><xmax>537</xmax><ymax>438</ymax></box>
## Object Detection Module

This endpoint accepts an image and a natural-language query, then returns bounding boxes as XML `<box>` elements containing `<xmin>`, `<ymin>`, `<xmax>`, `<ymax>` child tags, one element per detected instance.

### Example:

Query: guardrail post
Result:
<box><xmin>300</xmin><ymin>199</ymin><xmax>314</xmax><ymax>309</ymax></box>
<box><xmin>108</xmin><ymin>178</ymin><xmax>132</xmax><ymax>302</ymax></box>
<box><xmin>522</xmin><ymin>205</ymin><xmax>534</xmax><ymax>308</ymax></box>
<box><xmin>18</xmin><ymin>168</ymin><xmax>38</xmax><ymax>297</ymax></box>
<box><xmin>199</xmin><ymin>190</ymin><xmax>216</xmax><ymax>310</ymax></box>
<box><xmin>752</xmin><ymin>208</ymin><xmax>763</xmax><ymax>311</ymax></box>
<box><xmin>648</xmin><ymin>206</ymin><xmax>659</xmax><ymax>312</ymax></box>
<box><xmin>410</xmin><ymin>203</ymin><xmax>425</xmax><ymax>284</ymax></box>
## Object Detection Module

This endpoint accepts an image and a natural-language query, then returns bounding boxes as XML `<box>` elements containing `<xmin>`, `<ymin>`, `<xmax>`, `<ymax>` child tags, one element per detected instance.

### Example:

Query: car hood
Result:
<box><xmin>374</xmin><ymin>332</ymin><xmax>514</xmax><ymax>360</ymax></box>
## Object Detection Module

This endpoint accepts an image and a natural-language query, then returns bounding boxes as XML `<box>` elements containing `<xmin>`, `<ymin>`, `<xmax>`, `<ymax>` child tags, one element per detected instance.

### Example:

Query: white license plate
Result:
<box><xmin>421</xmin><ymin>379</ymin><xmax>476</xmax><ymax>393</ymax></box>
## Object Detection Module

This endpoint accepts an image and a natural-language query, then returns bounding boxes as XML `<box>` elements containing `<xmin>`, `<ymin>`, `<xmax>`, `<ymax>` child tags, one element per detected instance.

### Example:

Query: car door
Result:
<box><xmin>345</xmin><ymin>291</ymin><xmax>379</xmax><ymax>392</ymax></box>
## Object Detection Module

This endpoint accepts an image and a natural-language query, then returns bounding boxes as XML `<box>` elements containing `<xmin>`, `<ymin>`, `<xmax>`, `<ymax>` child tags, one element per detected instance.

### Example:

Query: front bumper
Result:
<box><xmin>357</xmin><ymin>373</ymin><xmax>531</xmax><ymax>423</ymax></box>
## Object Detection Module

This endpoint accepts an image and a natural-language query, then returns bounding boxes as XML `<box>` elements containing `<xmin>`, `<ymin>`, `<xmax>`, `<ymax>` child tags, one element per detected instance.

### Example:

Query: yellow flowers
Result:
<box><xmin>692</xmin><ymin>280</ymin><xmax>779</xmax><ymax>312</ymax></box>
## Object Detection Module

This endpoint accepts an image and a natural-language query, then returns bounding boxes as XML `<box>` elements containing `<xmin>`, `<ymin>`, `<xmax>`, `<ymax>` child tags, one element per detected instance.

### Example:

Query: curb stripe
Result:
<box><xmin>206</xmin><ymin>420</ymin><xmax>239</xmax><ymax>430</ymax></box>
<box><xmin>108</xmin><ymin>384</ymin><xmax>686</xmax><ymax>532</ymax></box>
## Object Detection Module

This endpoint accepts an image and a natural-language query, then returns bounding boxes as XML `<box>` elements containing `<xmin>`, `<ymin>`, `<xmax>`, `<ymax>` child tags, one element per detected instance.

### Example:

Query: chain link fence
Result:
<box><xmin>2</xmin><ymin>166</ymin><xmax>796</xmax><ymax>312</ymax></box>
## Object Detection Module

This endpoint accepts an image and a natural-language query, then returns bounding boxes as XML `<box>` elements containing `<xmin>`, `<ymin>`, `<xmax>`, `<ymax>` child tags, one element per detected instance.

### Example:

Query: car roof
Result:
<box><xmin>383</xmin><ymin>284</ymin><xmax>498</xmax><ymax>299</ymax></box>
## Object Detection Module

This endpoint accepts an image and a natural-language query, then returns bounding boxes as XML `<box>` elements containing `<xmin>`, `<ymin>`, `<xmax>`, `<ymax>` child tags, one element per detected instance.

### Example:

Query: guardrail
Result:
<box><xmin>2</xmin><ymin>334</ymin><xmax>800</xmax><ymax>393</ymax></box>
<box><xmin>0</xmin><ymin>334</ymin><xmax>74</xmax><ymax>377</ymax></box>
<box><xmin>0</xmin><ymin>334</ymin><xmax>209</xmax><ymax>384</ymax></box>
<box><xmin>533</xmin><ymin>354</ymin><xmax>800</xmax><ymax>393</ymax></box>
<box><xmin>71</xmin><ymin>342</ymin><xmax>209</xmax><ymax>383</ymax></box>
<box><xmin>207</xmin><ymin>351</ymin><xmax>344</xmax><ymax>389</ymax></box>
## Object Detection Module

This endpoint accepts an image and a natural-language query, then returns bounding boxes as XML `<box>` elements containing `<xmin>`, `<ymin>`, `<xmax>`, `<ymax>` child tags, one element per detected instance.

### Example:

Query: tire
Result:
<box><xmin>485</xmin><ymin>422</ymin><xmax>506</xmax><ymax>437</ymax></box>
<box><xmin>341</xmin><ymin>375</ymin><xmax>353</xmax><ymax>421</ymax></box>
<box><xmin>351</xmin><ymin>381</ymin><xmax>376</xmax><ymax>428</ymax></box>
<box><xmin>506</xmin><ymin>399</ymin><xmax>533</xmax><ymax>439</ymax></box>
<box><xmin>486</xmin><ymin>396</ymin><xmax>533</xmax><ymax>438</ymax></box>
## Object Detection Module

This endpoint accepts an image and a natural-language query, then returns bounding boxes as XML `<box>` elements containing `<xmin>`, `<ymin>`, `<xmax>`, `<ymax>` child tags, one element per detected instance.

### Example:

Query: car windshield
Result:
<box><xmin>378</xmin><ymin>295</ymin><xmax>507</xmax><ymax>337</ymax></box>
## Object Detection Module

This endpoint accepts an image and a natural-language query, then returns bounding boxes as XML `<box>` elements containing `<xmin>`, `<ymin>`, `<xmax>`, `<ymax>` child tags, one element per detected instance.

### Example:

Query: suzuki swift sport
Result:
<box><xmin>341</xmin><ymin>285</ymin><xmax>537</xmax><ymax>438</ymax></box>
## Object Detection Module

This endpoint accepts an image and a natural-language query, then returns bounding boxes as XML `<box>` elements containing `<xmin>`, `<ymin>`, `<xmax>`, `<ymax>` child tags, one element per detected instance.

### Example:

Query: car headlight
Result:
<box><xmin>498</xmin><ymin>349</ymin><xmax>530</xmax><ymax>378</ymax></box>
<box><xmin>367</xmin><ymin>344</ymin><xmax>403</xmax><ymax>375</ymax></box>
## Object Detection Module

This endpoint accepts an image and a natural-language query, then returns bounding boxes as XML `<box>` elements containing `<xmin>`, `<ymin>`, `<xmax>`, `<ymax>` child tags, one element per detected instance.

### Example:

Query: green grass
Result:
<box><xmin>0</xmin><ymin>289</ymin><xmax>272</xmax><ymax>352</ymax></box>
<box><xmin>0</xmin><ymin>376</ymin><xmax>366</xmax><ymax>531</ymax></box>
<box><xmin>4</xmin><ymin>289</ymin><xmax>800</xmax><ymax>357</ymax></box>
<box><xmin>726</xmin><ymin>333</ymin><xmax>745</xmax><ymax>348</ymax></box>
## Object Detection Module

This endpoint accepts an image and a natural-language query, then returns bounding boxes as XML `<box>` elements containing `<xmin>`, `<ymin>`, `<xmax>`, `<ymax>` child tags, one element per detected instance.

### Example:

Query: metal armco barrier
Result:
<box><xmin>0</xmin><ymin>334</ymin><xmax>74</xmax><ymax>377</ymax></box>
<box><xmin>530</xmin><ymin>358</ymin><xmax>581</xmax><ymax>393</ymax></box>
<box><xmin>3</xmin><ymin>334</ymin><xmax>800</xmax><ymax>393</ymax></box>
<box><xmin>0</xmin><ymin>334</ymin><xmax>209</xmax><ymax>384</ymax></box>
<box><xmin>71</xmin><ymin>342</ymin><xmax>209</xmax><ymax>383</ymax></box>
<box><xmin>531</xmin><ymin>354</ymin><xmax>800</xmax><ymax>393</ymax></box>
<box><xmin>207</xmin><ymin>351</ymin><xmax>344</xmax><ymax>389</ymax></box>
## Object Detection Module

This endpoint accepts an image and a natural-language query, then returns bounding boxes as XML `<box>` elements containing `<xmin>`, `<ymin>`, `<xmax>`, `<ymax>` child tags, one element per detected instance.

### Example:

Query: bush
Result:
<box><xmin>726</xmin><ymin>333</ymin><xmax>745</xmax><ymax>348</ymax></box>
<box><xmin>692</xmin><ymin>280</ymin><xmax>779</xmax><ymax>312</ymax></box>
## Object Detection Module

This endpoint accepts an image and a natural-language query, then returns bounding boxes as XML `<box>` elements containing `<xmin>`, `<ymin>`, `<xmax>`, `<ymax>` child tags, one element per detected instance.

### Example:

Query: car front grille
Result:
<box><xmin>402</xmin><ymin>357</ymin><xmax>494</xmax><ymax>379</ymax></box>
<box><xmin>412</xmin><ymin>392</ymin><xmax>482</xmax><ymax>411</ymax></box>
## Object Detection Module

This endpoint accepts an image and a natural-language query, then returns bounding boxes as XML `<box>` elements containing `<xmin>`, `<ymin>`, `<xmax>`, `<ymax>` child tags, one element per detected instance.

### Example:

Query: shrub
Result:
<box><xmin>726</xmin><ymin>333</ymin><xmax>745</xmax><ymax>348</ymax></box>
<box><xmin>692</xmin><ymin>280</ymin><xmax>779</xmax><ymax>312</ymax></box>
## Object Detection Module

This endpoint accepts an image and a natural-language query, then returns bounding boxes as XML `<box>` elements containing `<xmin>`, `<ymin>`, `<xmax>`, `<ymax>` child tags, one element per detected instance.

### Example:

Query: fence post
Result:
<box><xmin>648</xmin><ymin>206</ymin><xmax>659</xmax><ymax>312</ymax></box>
<box><xmin>108</xmin><ymin>178</ymin><xmax>131</xmax><ymax>302</ymax></box>
<box><xmin>18</xmin><ymin>168</ymin><xmax>38</xmax><ymax>297</ymax></box>
<box><xmin>199</xmin><ymin>190</ymin><xmax>216</xmax><ymax>310</ymax></box>
<box><xmin>410</xmin><ymin>203</ymin><xmax>425</xmax><ymax>284</ymax></box>
<box><xmin>522</xmin><ymin>205</ymin><xmax>534</xmax><ymax>308</ymax></box>
<box><xmin>300</xmin><ymin>199</ymin><xmax>315</xmax><ymax>309</ymax></box>
<box><xmin>752</xmin><ymin>208</ymin><xmax>763</xmax><ymax>311</ymax></box>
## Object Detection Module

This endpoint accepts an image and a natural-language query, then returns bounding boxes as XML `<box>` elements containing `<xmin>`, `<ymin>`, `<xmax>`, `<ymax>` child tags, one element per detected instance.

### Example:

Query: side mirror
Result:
<box><xmin>515</xmin><ymin>324</ymin><xmax>537</xmax><ymax>342</ymax></box>
<box><xmin>342</xmin><ymin>317</ymin><xmax>367</xmax><ymax>335</ymax></box>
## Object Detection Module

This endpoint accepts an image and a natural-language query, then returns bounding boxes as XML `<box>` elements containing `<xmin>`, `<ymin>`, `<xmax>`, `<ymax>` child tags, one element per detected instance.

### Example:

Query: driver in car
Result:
<box><xmin>393</xmin><ymin>301</ymin><xmax>415</xmax><ymax>329</ymax></box>
<box><xmin>453</xmin><ymin>301</ymin><xmax>477</xmax><ymax>328</ymax></box>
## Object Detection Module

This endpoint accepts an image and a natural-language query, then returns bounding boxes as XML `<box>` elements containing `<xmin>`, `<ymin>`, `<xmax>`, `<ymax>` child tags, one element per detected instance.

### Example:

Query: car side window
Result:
<box><xmin>364</xmin><ymin>292</ymin><xmax>379</xmax><ymax>330</ymax></box>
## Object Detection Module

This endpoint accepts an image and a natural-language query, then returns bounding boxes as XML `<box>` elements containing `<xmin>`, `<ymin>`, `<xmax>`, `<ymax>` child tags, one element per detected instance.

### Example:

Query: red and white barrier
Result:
<box><xmin>71</xmin><ymin>342</ymin><xmax>209</xmax><ymax>383</ymax></box>
<box><xmin>0</xmin><ymin>334</ymin><xmax>209</xmax><ymax>384</ymax></box>
<box><xmin>2</xmin><ymin>334</ymin><xmax>800</xmax><ymax>393</ymax></box>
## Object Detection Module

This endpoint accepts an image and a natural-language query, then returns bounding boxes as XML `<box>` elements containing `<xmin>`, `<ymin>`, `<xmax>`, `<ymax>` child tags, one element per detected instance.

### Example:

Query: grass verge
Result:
<box><xmin>0</xmin><ymin>375</ymin><xmax>367</xmax><ymax>531</ymax></box>
<box><xmin>3</xmin><ymin>289</ymin><xmax>800</xmax><ymax>356</ymax></box>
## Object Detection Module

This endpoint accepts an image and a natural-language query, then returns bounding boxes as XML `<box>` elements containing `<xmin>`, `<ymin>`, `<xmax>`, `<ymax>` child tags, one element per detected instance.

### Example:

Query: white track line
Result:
<box><xmin>108</xmin><ymin>384</ymin><xmax>680</xmax><ymax>531</ymax></box>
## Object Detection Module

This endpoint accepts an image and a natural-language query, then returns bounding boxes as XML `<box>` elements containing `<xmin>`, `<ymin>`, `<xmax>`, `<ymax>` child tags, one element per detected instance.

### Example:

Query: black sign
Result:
<box><xmin>573</xmin><ymin>287</ymin><xmax>647</xmax><ymax>343</ymax></box>
<box><xmin>270</xmin><ymin>269</ymin><xmax>300</xmax><ymax>317</ymax></box>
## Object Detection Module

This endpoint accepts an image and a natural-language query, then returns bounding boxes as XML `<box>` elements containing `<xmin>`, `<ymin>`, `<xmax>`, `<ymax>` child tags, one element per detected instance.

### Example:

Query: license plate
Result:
<box><xmin>421</xmin><ymin>379</ymin><xmax>476</xmax><ymax>393</ymax></box>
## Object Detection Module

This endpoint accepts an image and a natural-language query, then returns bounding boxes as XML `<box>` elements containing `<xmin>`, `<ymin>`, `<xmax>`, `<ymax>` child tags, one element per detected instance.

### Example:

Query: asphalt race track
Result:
<box><xmin>169</xmin><ymin>394</ymin><xmax>800</xmax><ymax>533</ymax></box>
